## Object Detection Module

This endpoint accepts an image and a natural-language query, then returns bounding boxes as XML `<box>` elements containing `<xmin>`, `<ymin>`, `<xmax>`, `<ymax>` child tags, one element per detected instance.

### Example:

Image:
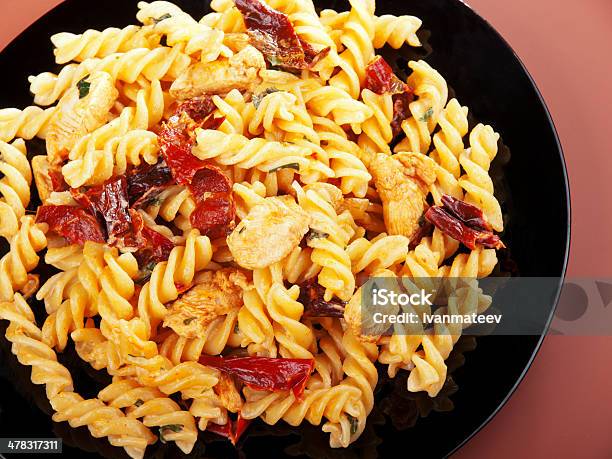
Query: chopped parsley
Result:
<box><xmin>183</xmin><ymin>317</ymin><xmax>196</xmax><ymax>325</ymax></box>
<box><xmin>134</xmin><ymin>399</ymin><xmax>144</xmax><ymax>407</ymax></box>
<box><xmin>269</xmin><ymin>162</ymin><xmax>300</xmax><ymax>173</ymax></box>
<box><xmin>153</xmin><ymin>13</ymin><xmax>172</xmax><ymax>24</ymax></box>
<box><xmin>77</xmin><ymin>76</ymin><xmax>91</xmax><ymax>99</ymax></box>
<box><xmin>418</xmin><ymin>107</ymin><xmax>434</xmax><ymax>122</ymax></box>
<box><xmin>159</xmin><ymin>424</ymin><xmax>184</xmax><ymax>443</ymax></box>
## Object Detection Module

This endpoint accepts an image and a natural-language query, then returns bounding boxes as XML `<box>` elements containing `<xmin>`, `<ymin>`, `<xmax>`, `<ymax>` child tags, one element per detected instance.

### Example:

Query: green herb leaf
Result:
<box><xmin>252</xmin><ymin>87</ymin><xmax>280</xmax><ymax>108</ymax></box>
<box><xmin>306</xmin><ymin>229</ymin><xmax>329</xmax><ymax>241</ymax></box>
<box><xmin>159</xmin><ymin>424</ymin><xmax>183</xmax><ymax>443</ymax></box>
<box><xmin>134</xmin><ymin>399</ymin><xmax>144</xmax><ymax>407</ymax></box>
<box><xmin>77</xmin><ymin>76</ymin><xmax>91</xmax><ymax>99</ymax></box>
<box><xmin>418</xmin><ymin>107</ymin><xmax>434</xmax><ymax>122</ymax></box>
<box><xmin>269</xmin><ymin>162</ymin><xmax>300</xmax><ymax>173</ymax></box>
<box><xmin>183</xmin><ymin>317</ymin><xmax>196</xmax><ymax>325</ymax></box>
<box><xmin>347</xmin><ymin>415</ymin><xmax>359</xmax><ymax>435</ymax></box>
<box><xmin>153</xmin><ymin>13</ymin><xmax>172</xmax><ymax>24</ymax></box>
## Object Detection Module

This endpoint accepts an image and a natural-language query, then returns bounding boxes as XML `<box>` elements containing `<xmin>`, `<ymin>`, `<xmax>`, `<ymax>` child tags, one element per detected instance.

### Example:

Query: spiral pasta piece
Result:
<box><xmin>458</xmin><ymin>123</ymin><xmax>503</xmax><ymax>231</ymax></box>
<box><xmin>358</xmin><ymin>89</ymin><xmax>393</xmax><ymax>154</ymax></box>
<box><xmin>347</xmin><ymin>233</ymin><xmax>409</xmax><ymax>274</ymax></box>
<box><xmin>28</xmin><ymin>46</ymin><xmax>190</xmax><ymax>106</ymax></box>
<box><xmin>159</xmin><ymin>310</ymin><xmax>241</xmax><ymax>362</ymax></box>
<box><xmin>51</xmin><ymin>391</ymin><xmax>157</xmax><ymax>459</ymax></box>
<box><xmin>137</xmin><ymin>1</ymin><xmax>231</xmax><ymax>62</ymax></box>
<box><xmin>237</xmin><ymin>288</ymin><xmax>277</xmax><ymax>357</ymax></box>
<box><xmin>0</xmin><ymin>106</ymin><xmax>58</xmax><ymax>142</ymax></box>
<box><xmin>194</xmin><ymin>129</ymin><xmax>312</xmax><ymax>172</ymax></box>
<box><xmin>241</xmin><ymin>381</ymin><xmax>364</xmax><ymax>448</ymax></box>
<box><xmin>395</xmin><ymin>60</ymin><xmax>449</xmax><ymax>154</ymax></box>
<box><xmin>373</xmin><ymin>14</ymin><xmax>422</xmax><ymax>48</ymax></box>
<box><xmin>52</xmin><ymin>25</ymin><xmax>155</xmax><ymax>64</ymax></box>
<box><xmin>304</xmin><ymin>86</ymin><xmax>373</xmax><ymax>132</ymax></box>
<box><xmin>428</xmin><ymin>98</ymin><xmax>469</xmax><ymax>202</ymax></box>
<box><xmin>245</xmin><ymin>90</ymin><xmax>319</xmax><ymax>143</ymax></box>
<box><xmin>0</xmin><ymin>216</ymin><xmax>47</xmax><ymax>302</ymax></box>
<box><xmin>0</xmin><ymin>139</ymin><xmax>31</xmax><ymax>239</ymax></box>
<box><xmin>329</xmin><ymin>0</ymin><xmax>376</xmax><ymax>99</ymax></box>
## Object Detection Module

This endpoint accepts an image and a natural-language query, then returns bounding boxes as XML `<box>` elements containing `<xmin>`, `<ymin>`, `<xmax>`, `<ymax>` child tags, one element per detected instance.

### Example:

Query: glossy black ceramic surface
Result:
<box><xmin>0</xmin><ymin>0</ymin><xmax>570</xmax><ymax>457</ymax></box>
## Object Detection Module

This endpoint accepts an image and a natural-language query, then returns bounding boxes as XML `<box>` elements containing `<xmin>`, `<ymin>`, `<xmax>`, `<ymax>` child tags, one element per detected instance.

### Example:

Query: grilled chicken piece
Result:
<box><xmin>46</xmin><ymin>71</ymin><xmax>118</xmax><ymax>164</ymax></box>
<box><xmin>227</xmin><ymin>195</ymin><xmax>310</xmax><ymax>269</ymax></box>
<box><xmin>170</xmin><ymin>45</ymin><xmax>266</xmax><ymax>100</ymax></box>
<box><xmin>214</xmin><ymin>373</ymin><xmax>243</xmax><ymax>413</ymax></box>
<box><xmin>31</xmin><ymin>156</ymin><xmax>55</xmax><ymax>203</ymax></box>
<box><xmin>163</xmin><ymin>268</ymin><xmax>248</xmax><ymax>338</ymax></box>
<box><xmin>370</xmin><ymin>152</ymin><xmax>436</xmax><ymax>239</ymax></box>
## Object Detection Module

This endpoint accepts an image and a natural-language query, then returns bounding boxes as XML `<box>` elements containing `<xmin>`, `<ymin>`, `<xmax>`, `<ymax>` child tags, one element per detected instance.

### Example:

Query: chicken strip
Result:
<box><xmin>227</xmin><ymin>195</ymin><xmax>310</xmax><ymax>269</ymax></box>
<box><xmin>163</xmin><ymin>268</ymin><xmax>248</xmax><ymax>339</ymax></box>
<box><xmin>370</xmin><ymin>152</ymin><xmax>436</xmax><ymax>239</ymax></box>
<box><xmin>46</xmin><ymin>71</ymin><xmax>118</xmax><ymax>164</ymax></box>
<box><xmin>170</xmin><ymin>45</ymin><xmax>266</xmax><ymax>100</ymax></box>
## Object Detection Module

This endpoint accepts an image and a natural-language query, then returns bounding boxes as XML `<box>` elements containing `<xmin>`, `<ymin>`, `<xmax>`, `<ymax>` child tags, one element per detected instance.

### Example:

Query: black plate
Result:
<box><xmin>0</xmin><ymin>0</ymin><xmax>570</xmax><ymax>458</ymax></box>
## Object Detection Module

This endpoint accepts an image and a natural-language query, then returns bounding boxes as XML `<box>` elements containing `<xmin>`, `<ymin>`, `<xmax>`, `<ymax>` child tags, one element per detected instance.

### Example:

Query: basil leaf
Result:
<box><xmin>77</xmin><ymin>76</ymin><xmax>91</xmax><ymax>99</ymax></box>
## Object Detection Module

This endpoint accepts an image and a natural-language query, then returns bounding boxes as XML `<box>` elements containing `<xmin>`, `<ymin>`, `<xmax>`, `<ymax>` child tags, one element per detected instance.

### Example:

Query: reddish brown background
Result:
<box><xmin>1</xmin><ymin>0</ymin><xmax>611</xmax><ymax>457</ymax></box>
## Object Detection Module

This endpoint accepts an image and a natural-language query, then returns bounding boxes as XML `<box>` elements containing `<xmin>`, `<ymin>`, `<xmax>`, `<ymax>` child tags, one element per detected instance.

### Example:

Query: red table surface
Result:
<box><xmin>1</xmin><ymin>0</ymin><xmax>611</xmax><ymax>457</ymax></box>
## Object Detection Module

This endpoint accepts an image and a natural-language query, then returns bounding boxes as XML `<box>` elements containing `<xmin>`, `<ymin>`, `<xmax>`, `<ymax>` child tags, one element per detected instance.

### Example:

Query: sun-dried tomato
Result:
<box><xmin>75</xmin><ymin>176</ymin><xmax>136</xmax><ymax>247</ymax></box>
<box><xmin>36</xmin><ymin>205</ymin><xmax>105</xmax><ymax>245</ymax></box>
<box><xmin>208</xmin><ymin>416</ymin><xmax>252</xmax><ymax>445</ymax></box>
<box><xmin>127</xmin><ymin>160</ymin><xmax>174</xmax><ymax>207</ymax></box>
<box><xmin>134</xmin><ymin>226</ymin><xmax>175</xmax><ymax>267</ymax></box>
<box><xmin>235</xmin><ymin>0</ymin><xmax>324</xmax><ymax>70</ymax></box>
<box><xmin>48</xmin><ymin>167</ymin><xmax>69</xmax><ymax>192</ymax></box>
<box><xmin>199</xmin><ymin>355</ymin><xmax>314</xmax><ymax>397</ymax></box>
<box><xmin>299</xmin><ymin>278</ymin><xmax>346</xmax><ymax>318</ymax></box>
<box><xmin>425</xmin><ymin>196</ymin><xmax>505</xmax><ymax>250</ymax></box>
<box><xmin>189</xmin><ymin>166</ymin><xmax>236</xmax><ymax>238</ymax></box>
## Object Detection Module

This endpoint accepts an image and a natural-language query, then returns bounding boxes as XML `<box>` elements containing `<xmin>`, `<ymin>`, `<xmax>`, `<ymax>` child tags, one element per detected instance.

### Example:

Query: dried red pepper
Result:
<box><xmin>36</xmin><ymin>205</ymin><xmax>105</xmax><ymax>245</ymax></box>
<box><xmin>391</xmin><ymin>91</ymin><xmax>414</xmax><ymax>138</ymax></box>
<box><xmin>364</xmin><ymin>56</ymin><xmax>415</xmax><ymax>138</ymax></box>
<box><xmin>364</xmin><ymin>56</ymin><xmax>408</xmax><ymax>95</ymax></box>
<box><xmin>408</xmin><ymin>216</ymin><xmax>434</xmax><ymax>250</ymax></box>
<box><xmin>199</xmin><ymin>355</ymin><xmax>314</xmax><ymax>397</ymax></box>
<box><xmin>425</xmin><ymin>196</ymin><xmax>505</xmax><ymax>250</ymax></box>
<box><xmin>299</xmin><ymin>278</ymin><xmax>346</xmax><ymax>318</ymax></box>
<box><xmin>441</xmin><ymin>194</ymin><xmax>492</xmax><ymax>232</ymax></box>
<box><xmin>208</xmin><ymin>415</ymin><xmax>252</xmax><ymax>445</ymax></box>
<box><xmin>235</xmin><ymin>0</ymin><xmax>325</xmax><ymax>70</ymax></box>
